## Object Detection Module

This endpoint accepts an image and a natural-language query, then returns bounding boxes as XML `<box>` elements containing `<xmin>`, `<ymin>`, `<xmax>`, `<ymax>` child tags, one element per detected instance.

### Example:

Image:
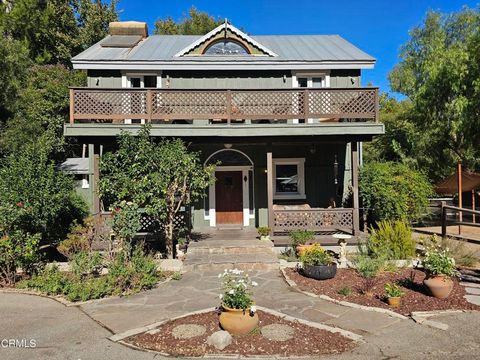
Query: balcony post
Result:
<box><xmin>267</xmin><ymin>151</ymin><xmax>274</xmax><ymax>236</ymax></box>
<box><xmin>303</xmin><ymin>89</ymin><xmax>310</xmax><ymax>120</ymax></box>
<box><xmin>146</xmin><ymin>89</ymin><xmax>152</xmax><ymax>123</ymax></box>
<box><xmin>351</xmin><ymin>141</ymin><xmax>360</xmax><ymax>235</ymax></box>
<box><xmin>226</xmin><ymin>90</ymin><xmax>232</xmax><ymax>125</ymax></box>
<box><xmin>374</xmin><ymin>88</ymin><xmax>379</xmax><ymax>122</ymax></box>
<box><xmin>69</xmin><ymin>88</ymin><xmax>74</xmax><ymax>124</ymax></box>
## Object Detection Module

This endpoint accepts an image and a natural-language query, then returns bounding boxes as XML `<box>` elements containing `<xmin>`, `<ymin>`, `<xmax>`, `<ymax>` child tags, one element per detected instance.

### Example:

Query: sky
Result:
<box><xmin>117</xmin><ymin>0</ymin><xmax>479</xmax><ymax>95</ymax></box>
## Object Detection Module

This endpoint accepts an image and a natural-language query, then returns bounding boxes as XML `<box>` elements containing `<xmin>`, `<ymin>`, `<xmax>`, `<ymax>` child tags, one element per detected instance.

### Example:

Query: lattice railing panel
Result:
<box><xmin>74</xmin><ymin>90</ymin><xmax>148</xmax><ymax>117</ymax></box>
<box><xmin>71</xmin><ymin>88</ymin><xmax>378</xmax><ymax>122</ymax></box>
<box><xmin>152</xmin><ymin>91</ymin><xmax>227</xmax><ymax>118</ymax></box>
<box><xmin>274</xmin><ymin>209</ymin><xmax>354</xmax><ymax>232</ymax></box>
<box><xmin>309</xmin><ymin>89</ymin><xmax>376</xmax><ymax>118</ymax></box>
<box><xmin>232</xmin><ymin>91</ymin><xmax>304</xmax><ymax>117</ymax></box>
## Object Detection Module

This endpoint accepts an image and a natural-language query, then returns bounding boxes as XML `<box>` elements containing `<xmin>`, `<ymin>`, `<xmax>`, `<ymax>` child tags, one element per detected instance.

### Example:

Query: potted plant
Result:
<box><xmin>422</xmin><ymin>246</ymin><xmax>457</xmax><ymax>299</ymax></box>
<box><xmin>257</xmin><ymin>227</ymin><xmax>271</xmax><ymax>241</ymax></box>
<box><xmin>289</xmin><ymin>229</ymin><xmax>315</xmax><ymax>256</ymax></box>
<box><xmin>300</xmin><ymin>244</ymin><xmax>337</xmax><ymax>280</ymax></box>
<box><xmin>384</xmin><ymin>282</ymin><xmax>403</xmax><ymax>307</ymax></box>
<box><xmin>218</xmin><ymin>269</ymin><xmax>259</xmax><ymax>335</ymax></box>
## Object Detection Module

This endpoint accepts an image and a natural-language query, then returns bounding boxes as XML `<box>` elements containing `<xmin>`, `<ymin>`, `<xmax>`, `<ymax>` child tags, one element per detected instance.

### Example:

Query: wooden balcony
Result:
<box><xmin>69</xmin><ymin>87</ymin><xmax>379</xmax><ymax>124</ymax></box>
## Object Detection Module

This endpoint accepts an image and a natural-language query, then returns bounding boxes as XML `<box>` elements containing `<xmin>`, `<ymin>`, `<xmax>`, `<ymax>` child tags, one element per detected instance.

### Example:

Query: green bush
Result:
<box><xmin>367</xmin><ymin>220</ymin><xmax>416</xmax><ymax>260</ymax></box>
<box><xmin>299</xmin><ymin>244</ymin><xmax>334</xmax><ymax>266</ymax></box>
<box><xmin>70</xmin><ymin>251</ymin><xmax>103</xmax><ymax>278</ymax></box>
<box><xmin>354</xmin><ymin>255</ymin><xmax>384</xmax><ymax>279</ymax></box>
<box><xmin>359</xmin><ymin>162</ymin><xmax>433</xmax><ymax>224</ymax></box>
<box><xmin>384</xmin><ymin>283</ymin><xmax>403</xmax><ymax>298</ymax></box>
<box><xmin>0</xmin><ymin>231</ymin><xmax>41</xmax><ymax>285</ymax></box>
<box><xmin>18</xmin><ymin>246</ymin><xmax>161</xmax><ymax>301</ymax></box>
<box><xmin>289</xmin><ymin>229</ymin><xmax>315</xmax><ymax>248</ymax></box>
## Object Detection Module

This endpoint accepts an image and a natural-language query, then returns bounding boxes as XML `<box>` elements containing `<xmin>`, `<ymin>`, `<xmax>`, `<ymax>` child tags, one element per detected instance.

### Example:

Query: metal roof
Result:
<box><xmin>73</xmin><ymin>34</ymin><xmax>375</xmax><ymax>64</ymax></box>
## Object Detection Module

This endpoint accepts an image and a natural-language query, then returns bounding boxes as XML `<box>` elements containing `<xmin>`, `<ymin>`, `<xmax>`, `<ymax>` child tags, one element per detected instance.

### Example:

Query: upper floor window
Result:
<box><xmin>204</xmin><ymin>40</ymin><xmax>249</xmax><ymax>55</ymax></box>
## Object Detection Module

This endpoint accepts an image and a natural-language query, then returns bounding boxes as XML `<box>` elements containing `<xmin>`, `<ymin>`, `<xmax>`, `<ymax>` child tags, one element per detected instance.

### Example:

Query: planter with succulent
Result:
<box><xmin>218</xmin><ymin>269</ymin><xmax>259</xmax><ymax>335</ymax></box>
<box><xmin>384</xmin><ymin>282</ymin><xmax>403</xmax><ymax>307</ymax></box>
<box><xmin>289</xmin><ymin>229</ymin><xmax>316</xmax><ymax>256</ymax></box>
<box><xmin>300</xmin><ymin>243</ymin><xmax>337</xmax><ymax>280</ymax></box>
<box><xmin>422</xmin><ymin>244</ymin><xmax>458</xmax><ymax>299</ymax></box>
<box><xmin>257</xmin><ymin>227</ymin><xmax>271</xmax><ymax>241</ymax></box>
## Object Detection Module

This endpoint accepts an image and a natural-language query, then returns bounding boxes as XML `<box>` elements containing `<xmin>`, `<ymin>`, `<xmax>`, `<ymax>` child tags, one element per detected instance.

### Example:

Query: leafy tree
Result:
<box><xmin>99</xmin><ymin>125</ymin><xmax>215</xmax><ymax>258</ymax></box>
<box><xmin>0</xmin><ymin>0</ymin><xmax>118</xmax><ymax>65</ymax></box>
<box><xmin>0</xmin><ymin>34</ymin><xmax>30</xmax><ymax>121</ymax></box>
<box><xmin>155</xmin><ymin>6</ymin><xmax>223</xmax><ymax>35</ymax></box>
<box><xmin>359</xmin><ymin>162</ymin><xmax>433</xmax><ymax>225</ymax></box>
<box><xmin>388</xmin><ymin>7</ymin><xmax>480</xmax><ymax>180</ymax></box>
<box><xmin>0</xmin><ymin>64</ymin><xmax>86</xmax><ymax>156</ymax></box>
<box><xmin>0</xmin><ymin>141</ymin><xmax>88</xmax><ymax>246</ymax></box>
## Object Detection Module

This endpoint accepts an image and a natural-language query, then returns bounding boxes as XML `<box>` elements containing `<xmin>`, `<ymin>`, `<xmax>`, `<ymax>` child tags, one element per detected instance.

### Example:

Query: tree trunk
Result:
<box><xmin>165</xmin><ymin>215</ymin><xmax>176</xmax><ymax>259</ymax></box>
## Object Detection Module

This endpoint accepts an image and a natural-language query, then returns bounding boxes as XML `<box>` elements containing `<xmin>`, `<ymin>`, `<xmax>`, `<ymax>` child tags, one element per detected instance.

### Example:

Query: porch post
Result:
<box><xmin>267</xmin><ymin>152</ymin><xmax>274</xmax><ymax>235</ymax></box>
<box><xmin>351</xmin><ymin>142</ymin><xmax>360</xmax><ymax>235</ymax></box>
<box><xmin>89</xmin><ymin>144</ymin><xmax>101</xmax><ymax>215</ymax></box>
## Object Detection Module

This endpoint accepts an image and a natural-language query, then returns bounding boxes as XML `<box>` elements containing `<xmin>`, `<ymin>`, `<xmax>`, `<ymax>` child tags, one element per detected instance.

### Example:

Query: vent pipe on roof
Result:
<box><xmin>109</xmin><ymin>21</ymin><xmax>148</xmax><ymax>37</ymax></box>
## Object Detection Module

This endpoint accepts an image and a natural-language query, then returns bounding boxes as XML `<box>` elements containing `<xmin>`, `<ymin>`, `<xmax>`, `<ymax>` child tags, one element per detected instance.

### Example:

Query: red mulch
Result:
<box><xmin>125</xmin><ymin>310</ymin><xmax>355</xmax><ymax>357</ymax></box>
<box><xmin>286</xmin><ymin>267</ymin><xmax>480</xmax><ymax>316</ymax></box>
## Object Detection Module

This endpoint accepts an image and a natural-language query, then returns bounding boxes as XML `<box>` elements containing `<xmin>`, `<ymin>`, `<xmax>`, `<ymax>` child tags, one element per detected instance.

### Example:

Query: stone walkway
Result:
<box><xmin>461</xmin><ymin>282</ymin><xmax>480</xmax><ymax>305</ymax></box>
<box><xmin>80</xmin><ymin>269</ymin><xmax>401</xmax><ymax>336</ymax></box>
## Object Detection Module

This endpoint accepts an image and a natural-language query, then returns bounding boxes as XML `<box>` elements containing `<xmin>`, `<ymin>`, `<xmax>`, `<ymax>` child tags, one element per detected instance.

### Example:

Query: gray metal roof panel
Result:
<box><xmin>72</xmin><ymin>34</ymin><xmax>375</xmax><ymax>62</ymax></box>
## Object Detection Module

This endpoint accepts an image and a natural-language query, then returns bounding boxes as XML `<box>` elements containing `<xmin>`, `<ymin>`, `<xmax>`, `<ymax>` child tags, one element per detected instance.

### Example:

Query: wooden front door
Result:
<box><xmin>215</xmin><ymin>171</ymin><xmax>243</xmax><ymax>225</ymax></box>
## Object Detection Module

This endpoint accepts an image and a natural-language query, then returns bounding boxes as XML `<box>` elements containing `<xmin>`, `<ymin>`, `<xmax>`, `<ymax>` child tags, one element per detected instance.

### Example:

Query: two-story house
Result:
<box><xmin>64</xmin><ymin>20</ymin><xmax>383</xmax><ymax>240</ymax></box>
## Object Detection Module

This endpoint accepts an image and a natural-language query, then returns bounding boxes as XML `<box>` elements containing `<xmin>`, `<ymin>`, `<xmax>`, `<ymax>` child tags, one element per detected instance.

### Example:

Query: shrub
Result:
<box><xmin>354</xmin><ymin>255</ymin><xmax>385</xmax><ymax>295</ymax></box>
<box><xmin>421</xmin><ymin>235</ymin><xmax>478</xmax><ymax>268</ymax></box>
<box><xmin>0</xmin><ymin>231</ymin><xmax>41</xmax><ymax>285</ymax></box>
<box><xmin>111</xmin><ymin>201</ymin><xmax>141</xmax><ymax>259</ymax></box>
<box><xmin>17</xmin><ymin>266</ymin><xmax>67</xmax><ymax>295</ymax></box>
<box><xmin>289</xmin><ymin>229</ymin><xmax>315</xmax><ymax>248</ymax></box>
<box><xmin>70</xmin><ymin>251</ymin><xmax>103</xmax><ymax>278</ymax></box>
<box><xmin>384</xmin><ymin>282</ymin><xmax>403</xmax><ymax>298</ymax></box>
<box><xmin>359</xmin><ymin>162</ymin><xmax>433</xmax><ymax>224</ymax></box>
<box><xmin>257</xmin><ymin>227</ymin><xmax>271</xmax><ymax>237</ymax></box>
<box><xmin>300</xmin><ymin>244</ymin><xmax>334</xmax><ymax>266</ymax></box>
<box><xmin>338</xmin><ymin>287</ymin><xmax>352</xmax><ymax>296</ymax></box>
<box><xmin>367</xmin><ymin>220</ymin><xmax>416</xmax><ymax>260</ymax></box>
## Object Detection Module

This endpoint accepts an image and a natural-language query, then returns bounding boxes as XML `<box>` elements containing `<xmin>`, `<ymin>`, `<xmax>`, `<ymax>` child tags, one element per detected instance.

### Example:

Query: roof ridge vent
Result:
<box><xmin>109</xmin><ymin>21</ymin><xmax>148</xmax><ymax>37</ymax></box>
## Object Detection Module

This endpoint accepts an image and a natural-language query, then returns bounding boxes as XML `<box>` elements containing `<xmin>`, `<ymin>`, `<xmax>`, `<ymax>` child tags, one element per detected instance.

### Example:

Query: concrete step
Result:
<box><xmin>184</xmin><ymin>252</ymin><xmax>279</xmax><ymax>272</ymax></box>
<box><xmin>187</xmin><ymin>239</ymin><xmax>275</xmax><ymax>255</ymax></box>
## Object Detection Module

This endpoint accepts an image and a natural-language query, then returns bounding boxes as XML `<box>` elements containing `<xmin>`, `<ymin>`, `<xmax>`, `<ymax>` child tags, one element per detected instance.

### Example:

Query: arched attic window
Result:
<box><xmin>203</xmin><ymin>40</ymin><xmax>250</xmax><ymax>55</ymax></box>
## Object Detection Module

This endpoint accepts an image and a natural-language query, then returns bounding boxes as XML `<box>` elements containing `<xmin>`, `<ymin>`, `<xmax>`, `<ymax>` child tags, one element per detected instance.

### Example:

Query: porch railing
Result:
<box><xmin>69</xmin><ymin>87</ymin><xmax>379</xmax><ymax>124</ymax></box>
<box><xmin>273</xmin><ymin>208</ymin><xmax>354</xmax><ymax>234</ymax></box>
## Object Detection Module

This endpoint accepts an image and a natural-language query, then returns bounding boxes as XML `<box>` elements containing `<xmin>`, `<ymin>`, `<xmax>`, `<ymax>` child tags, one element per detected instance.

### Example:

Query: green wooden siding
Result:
<box><xmin>329</xmin><ymin>69</ymin><xmax>361</xmax><ymax>88</ymax></box>
<box><xmin>162</xmin><ymin>70</ymin><xmax>292</xmax><ymax>89</ymax></box>
<box><xmin>190</xmin><ymin>141</ymin><xmax>351</xmax><ymax>229</ymax></box>
<box><xmin>87</xmin><ymin>70</ymin><xmax>122</xmax><ymax>88</ymax></box>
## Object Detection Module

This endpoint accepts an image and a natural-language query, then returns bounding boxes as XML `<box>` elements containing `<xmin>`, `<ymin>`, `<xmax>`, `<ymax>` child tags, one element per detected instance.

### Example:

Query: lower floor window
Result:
<box><xmin>273</xmin><ymin>158</ymin><xmax>305</xmax><ymax>199</ymax></box>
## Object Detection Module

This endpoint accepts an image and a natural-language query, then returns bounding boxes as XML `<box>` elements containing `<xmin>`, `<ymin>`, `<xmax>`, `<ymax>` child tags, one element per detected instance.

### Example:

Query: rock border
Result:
<box><xmin>110</xmin><ymin>306</ymin><xmax>364</xmax><ymax>359</ymax></box>
<box><xmin>280</xmin><ymin>266</ymin><xmax>479</xmax><ymax>329</ymax></box>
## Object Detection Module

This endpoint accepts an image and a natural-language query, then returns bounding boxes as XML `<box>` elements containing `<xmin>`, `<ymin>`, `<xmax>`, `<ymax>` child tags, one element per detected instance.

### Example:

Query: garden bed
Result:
<box><xmin>285</xmin><ymin>268</ymin><xmax>480</xmax><ymax>316</ymax></box>
<box><xmin>124</xmin><ymin>310</ymin><xmax>355</xmax><ymax>357</ymax></box>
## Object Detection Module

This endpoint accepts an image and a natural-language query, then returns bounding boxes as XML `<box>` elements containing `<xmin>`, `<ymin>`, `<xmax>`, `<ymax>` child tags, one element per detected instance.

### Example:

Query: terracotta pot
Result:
<box><xmin>423</xmin><ymin>275</ymin><xmax>454</xmax><ymax>299</ymax></box>
<box><xmin>302</xmin><ymin>263</ymin><xmax>337</xmax><ymax>280</ymax></box>
<box><xmin>387</xmin><ymin>296</ymin><xmax>401</xmax><ymax>307</ymax></box>
<box><xmin>219</xmin><ymin>304</ymin><xmax>259</xmax><ymax>335</ymax></box>
<box><xmin>296</xmin><ymin>244</ymin><xmax>315</xmax><ymax>256</ymax></box>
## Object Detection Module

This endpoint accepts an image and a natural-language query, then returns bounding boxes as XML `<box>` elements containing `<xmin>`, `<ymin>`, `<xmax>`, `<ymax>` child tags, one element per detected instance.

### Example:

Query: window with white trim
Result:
<box><xmin>273</xmin><ymin>158</ymin><xmax>306</xmax><ymax>200</ymax></box>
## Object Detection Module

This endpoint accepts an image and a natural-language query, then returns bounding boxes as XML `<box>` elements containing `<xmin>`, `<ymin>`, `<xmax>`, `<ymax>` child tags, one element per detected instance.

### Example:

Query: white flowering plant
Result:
<box><xmin>218</xmin><ymin>269</ymin><xmax>258</xmax><ymax>310</ymax></box>
<box><xmin>423</xmin><ymin>243</ymin><xmax>458</xmax><ymax>278</ymax></box>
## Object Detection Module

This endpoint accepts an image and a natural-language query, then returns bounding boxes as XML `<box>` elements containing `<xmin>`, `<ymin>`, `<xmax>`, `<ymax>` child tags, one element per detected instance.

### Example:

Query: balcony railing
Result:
<box><xmin>69</xmin><ymin>87</ymin><xmax>379</xmax><ymax>124</ymax></box>
<box><xmin>274</xmin><ymin>208</ymin><xmax>355</xmax><ymax>234</ymax></box>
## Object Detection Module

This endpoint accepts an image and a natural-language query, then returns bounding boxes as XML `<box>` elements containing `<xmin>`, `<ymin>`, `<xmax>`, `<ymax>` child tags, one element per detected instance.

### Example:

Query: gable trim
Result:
<box><xmin>174</xmin><ymin>22</ymin><xmax>278</xmax><ymax>57</ymax></box>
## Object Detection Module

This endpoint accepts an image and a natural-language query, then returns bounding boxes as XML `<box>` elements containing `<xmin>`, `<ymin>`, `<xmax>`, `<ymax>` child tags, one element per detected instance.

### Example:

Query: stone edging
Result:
<box><xmin>109</xmin><ymin>306</ymin><xmax>364</xmax><ymax>359</ymax></box>
<box><xmin>0</xmin><ymin>277</ymin><xmax>173</xmax><ymax>307</ymax></box>
<box><xmin>280</xmin><ymin>267</ymin><xmax>408</xmax><ymax>320</ymax></box>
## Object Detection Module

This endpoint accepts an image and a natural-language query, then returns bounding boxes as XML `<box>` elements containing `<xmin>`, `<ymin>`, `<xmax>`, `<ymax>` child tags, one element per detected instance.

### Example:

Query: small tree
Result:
<box><xmin>99</xmin><ymin>125</ymin><xmax>215</xmax><ymax>258</ymax></box>
<box><xmin>359</xmin><ymin>162</ymin><xmax>433</xmax><ymax>225</ymax></box>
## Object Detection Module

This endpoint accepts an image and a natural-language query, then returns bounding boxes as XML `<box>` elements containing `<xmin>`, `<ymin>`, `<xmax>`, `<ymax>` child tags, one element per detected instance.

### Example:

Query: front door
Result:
<box><xmin>215</xmin><ymin>171</ymin><xmax>243</xmax><ymax>225</ymax></box>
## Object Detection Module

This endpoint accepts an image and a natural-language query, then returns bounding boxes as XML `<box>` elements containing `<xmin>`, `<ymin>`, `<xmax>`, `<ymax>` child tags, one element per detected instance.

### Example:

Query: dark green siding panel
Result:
<box><xmin>330</xmin><ymin>69</ymin><xmax>361</xmax><ymax>88</ymax></box>
<box><xmin>163</xmin><ymin>70</ymin><xmax>292</xmax><ymax>89</ymax></box>
<box><xmin>189</xmin><ymin>141</ymin><xmax>350</xmax><ymax>230</ymax></box>
<box><xmin>87</xmin><ymin>70</ymin><xmax>122</xmax><ymax>88</ymax></box>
